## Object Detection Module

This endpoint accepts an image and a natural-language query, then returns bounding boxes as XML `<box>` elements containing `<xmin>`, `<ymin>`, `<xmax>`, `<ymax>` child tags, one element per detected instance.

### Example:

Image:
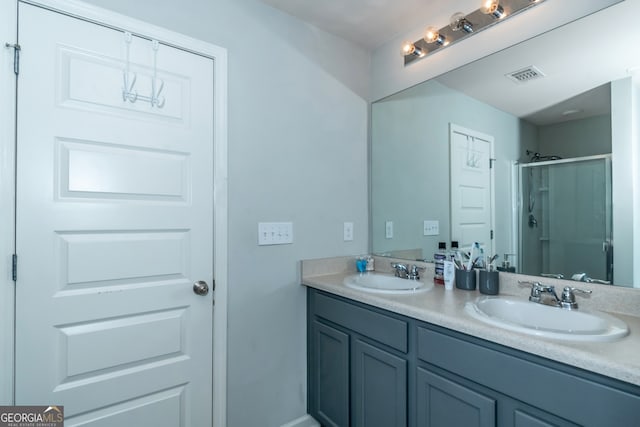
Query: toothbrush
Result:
<box><xmin>488</xmin><ymin>254</ymin><xmax>499</xmax><ymax>271</ymax></box>
<box><xmin>466</xmin><ymin>243</ymin><xmax>477</xmax><ymax>271</ymax></box>
<box><xmin>454</xmin><ymin>252</ymin><xmax>465</xmax><ymax>270</ymax></box>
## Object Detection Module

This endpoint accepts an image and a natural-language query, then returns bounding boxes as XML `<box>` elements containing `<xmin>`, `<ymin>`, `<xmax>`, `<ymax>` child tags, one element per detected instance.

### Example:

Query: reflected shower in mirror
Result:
<box><xmin>519</xmin><ymin>155</ymin><xmax>612</xmax><ymax>284</ymax></box>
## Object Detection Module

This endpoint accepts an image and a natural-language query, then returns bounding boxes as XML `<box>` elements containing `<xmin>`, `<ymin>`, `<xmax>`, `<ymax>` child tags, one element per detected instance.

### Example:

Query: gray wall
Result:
<box><xmin>634</xmin><ymin>75</ymin><xmax>640</xmax><ymax>288</ymax></box>
<box><xmin>537</xmin><ymin>114</ymin><xmax>612</xmax><ymax>158</ymax></box>
<box><xmin>371</xmin><ymin>80</ymin><xmax>536</xmax><ymax>261</ymax></box>
<box><xmin>612</xmin><ymin>77</ymin><xmax>636</xmax><ymax>286</ymax></box>
<box><xmin>80</xmin><ymin>0</ymin><xmax>370</xmax><ymax>425</ymax></box>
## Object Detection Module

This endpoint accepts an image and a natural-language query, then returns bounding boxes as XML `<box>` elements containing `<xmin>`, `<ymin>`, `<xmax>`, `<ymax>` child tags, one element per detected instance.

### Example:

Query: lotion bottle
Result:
<box><xmin>443</xmin><ymin>257</ymin><xmax>455</xmax><ymax>290</ymax></box>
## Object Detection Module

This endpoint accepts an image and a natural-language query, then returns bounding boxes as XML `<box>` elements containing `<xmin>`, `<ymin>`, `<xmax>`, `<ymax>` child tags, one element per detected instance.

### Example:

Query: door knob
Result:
<box><xmin>193</xmin><ymin>280</ymin><xmax>209</xmax><ymax>296</ymax></box>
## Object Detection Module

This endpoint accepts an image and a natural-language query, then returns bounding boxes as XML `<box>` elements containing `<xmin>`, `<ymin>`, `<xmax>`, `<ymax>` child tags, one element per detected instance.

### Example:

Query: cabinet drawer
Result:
<box><xmin>313</xmin><ymin>291</ymin><xmax>408</xmax><ymax>352</ymax></box>
<box><xmin>417</xmin><ymin>325</ymin><xmax>640</xmax><ymax>426</ymax></box>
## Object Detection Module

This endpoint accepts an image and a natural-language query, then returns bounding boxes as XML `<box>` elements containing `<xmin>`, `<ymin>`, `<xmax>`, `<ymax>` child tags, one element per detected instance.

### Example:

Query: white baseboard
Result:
<box><xmin>280</xmin><ymin>414</ymin><xmax>320</xmax><ymax>427</ymax></box>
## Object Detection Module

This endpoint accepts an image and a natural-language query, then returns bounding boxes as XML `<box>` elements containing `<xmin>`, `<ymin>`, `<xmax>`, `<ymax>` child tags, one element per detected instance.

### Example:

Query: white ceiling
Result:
<box><xmin>259</xmin><ymin>0</ymin><xmax>479</xmax><ymax>50</ymax></box>
<box><xmin>260</xmin><ymin>0</ymin><xmax>635</xmax><ymax>124</ymax></box>
<box><xmin>434</xmin><ymin>0</ymin><xmax>639</xmax><ymax>125</ymax></box>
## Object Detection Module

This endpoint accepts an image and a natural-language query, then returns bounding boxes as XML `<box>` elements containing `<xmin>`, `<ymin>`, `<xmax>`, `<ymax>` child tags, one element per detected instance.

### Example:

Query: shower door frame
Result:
<box><xmin>518</xmin><ymin>154</ymin><xmax>613</xmax><ymax>281</ymax></box>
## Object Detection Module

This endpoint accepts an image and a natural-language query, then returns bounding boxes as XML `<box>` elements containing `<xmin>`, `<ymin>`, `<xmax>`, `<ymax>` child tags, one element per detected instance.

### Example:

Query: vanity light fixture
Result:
<box><xmin>403</xmin><ymin>0</ymin><xmax>546</xmax><ymax>66</ymax></box>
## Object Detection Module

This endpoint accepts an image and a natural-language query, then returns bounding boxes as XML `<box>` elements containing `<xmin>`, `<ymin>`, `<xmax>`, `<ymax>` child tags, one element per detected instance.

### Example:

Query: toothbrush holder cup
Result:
<box><xmin>478</xmin><ymin>270</ymin><xmax>499</xmax><ymax>295</ymax></box>
<box><xmin>455</xmin><ymin>269</ymin><xmax>477</xmax><ymax>291</ymax></box>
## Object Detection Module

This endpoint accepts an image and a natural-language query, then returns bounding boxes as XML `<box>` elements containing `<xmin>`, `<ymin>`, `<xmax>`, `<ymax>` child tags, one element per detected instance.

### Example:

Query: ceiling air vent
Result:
<box><xmin>505</xmin><ymin>66</ymin><xmax>546</xmax><ymax>84</ymax></box>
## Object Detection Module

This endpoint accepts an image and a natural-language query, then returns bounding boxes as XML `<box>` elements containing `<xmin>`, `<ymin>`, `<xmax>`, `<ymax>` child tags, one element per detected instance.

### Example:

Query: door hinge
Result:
<box><xmin>5</xmin><ymin>43</ymin><xmax>21</xmax><ymax>75</ymax></box>
<box><xmin>12</xmin><ymin>254</ymin><xmax>17</xmax><ymax>282</ymax></box>
<box><xmin>489</xmin><ymin>158</ymin><xmax>496</xmax><ymax>169</ymax></box>
<box><xmin>490</xmin><ymin>230</ymin><xmax>494</xmax><ymax>239</ymax></box>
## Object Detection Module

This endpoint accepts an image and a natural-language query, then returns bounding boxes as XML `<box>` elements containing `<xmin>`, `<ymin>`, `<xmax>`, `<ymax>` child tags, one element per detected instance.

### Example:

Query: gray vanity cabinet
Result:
<box><xmin>307</xmin><ymin>288</ymin><xmax>640</xmax><ymax>427</ymax></box>
<box><xmin>308</xmin><ymin>289</ymin><xmax>409</xmax><ymax>427</ymax></box>
<box><xmin>416</xmin><ymin>324</ymin><xmax>638</xmax><ymax>426</ymax></box>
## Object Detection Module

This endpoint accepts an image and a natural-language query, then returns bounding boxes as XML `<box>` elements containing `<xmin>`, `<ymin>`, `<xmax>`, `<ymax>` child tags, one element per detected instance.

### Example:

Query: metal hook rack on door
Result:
<box><xmin>122</xmin><ymin>32</ymin><xmax>166</xmax><ymax>108</ymax></box>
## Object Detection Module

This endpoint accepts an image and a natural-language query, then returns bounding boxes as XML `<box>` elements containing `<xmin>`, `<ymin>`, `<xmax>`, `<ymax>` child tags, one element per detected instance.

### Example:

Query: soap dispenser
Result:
<box><xmin>497</xmin><ymin>253</ymin><xmax>516</xmax><ymax>273</ymax></box>
<box><xmin>365</xmin><ymin>256</ymin><xmax>375</xmax><ymax>272</ymax></box>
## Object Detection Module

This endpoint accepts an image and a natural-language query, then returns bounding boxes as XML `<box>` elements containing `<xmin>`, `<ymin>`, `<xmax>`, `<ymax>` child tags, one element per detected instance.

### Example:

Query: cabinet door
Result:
<box><xmin>500</xmin><ymin>399</ymin><xmax>579</xmax><ymax>427</ymax></box>
<box><xmin>353</xmin><ymin>339</ymin><xmax>407</xmax><ymax>427</ymax></box>
<box><xmin>310</xmin><ymin>321</ymin><xmax>350</xmax><ymax>427</ymax></box>
<box><xmin>417</xmin><ymin>367</ymin><xmax>496</xmax><ymax>427</ymax></box>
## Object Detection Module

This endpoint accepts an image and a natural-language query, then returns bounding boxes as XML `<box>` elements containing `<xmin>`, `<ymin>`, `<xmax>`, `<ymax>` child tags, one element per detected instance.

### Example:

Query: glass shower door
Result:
<box><xmin>519</xmin><ymin>155</ymin><xmax>612</xmax><ymax>282</ymax></box>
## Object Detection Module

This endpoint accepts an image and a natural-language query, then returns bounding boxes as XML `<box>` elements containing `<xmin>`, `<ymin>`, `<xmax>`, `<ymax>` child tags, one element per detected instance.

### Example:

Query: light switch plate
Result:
<box><xmin>385</xmin><ymin>221</ymin><xmax>393</xmax><ymax>239</ymax></box>
<box><xmin>343</xmin><ymin>222</ymin><xmax>354</xmax><ymax>241</ymax></box>
<box><xmin>423</xmin><ymin>220</ymin><xmax>439</xmax><ymax>236</ymax></box>
<box><xmin>258</xmin><ymin>222</ymin><xmax>293</xmax><ymax>245</ymax></box>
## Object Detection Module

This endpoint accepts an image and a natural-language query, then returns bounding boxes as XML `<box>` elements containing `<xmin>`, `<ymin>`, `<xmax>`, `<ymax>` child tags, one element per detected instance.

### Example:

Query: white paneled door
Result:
<box><xmin>15</xmin><ymin>3</ymin><xmax>214</xmax><ymax>425</ymax></box>
<box><xmin>450</xmin><ymin>124</ymin><xmax>494</xmax><ymax>254</ymax></box>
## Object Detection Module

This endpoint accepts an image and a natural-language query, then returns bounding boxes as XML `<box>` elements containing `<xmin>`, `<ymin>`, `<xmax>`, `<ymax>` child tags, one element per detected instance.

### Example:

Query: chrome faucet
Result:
<box><xmin>391</xmin><ymin>262</ymin><xmax>409</xmax><ymax>278</ymax></box>
<box><xmin>519</xmin><ymin>281</ymin><xmax>592</xmax><ymax>309</ymax></box>
<box><xmin>520</xmin><ymin>281</ymin><xmax>560</xmax><ymax>306</ymax></box>
<box><xmin>391</xmin><ymin>263</ymin><xmax>424</xmax><ymax>280</ymax></box>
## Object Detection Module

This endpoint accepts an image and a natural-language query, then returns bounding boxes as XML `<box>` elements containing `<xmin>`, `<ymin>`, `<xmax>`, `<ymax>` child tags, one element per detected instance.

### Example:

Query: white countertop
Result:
<box><xmin>302</xmin><ymin>257</ymin><xmax>640</xmax><ymax>387</ymax></box>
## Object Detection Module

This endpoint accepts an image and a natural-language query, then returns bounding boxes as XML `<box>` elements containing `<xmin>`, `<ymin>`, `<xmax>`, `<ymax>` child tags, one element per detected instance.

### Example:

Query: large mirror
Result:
<box><xmin>371</xmin><ymin>1</ymin><xmax>640</xmax><ymax>288</ymax></box>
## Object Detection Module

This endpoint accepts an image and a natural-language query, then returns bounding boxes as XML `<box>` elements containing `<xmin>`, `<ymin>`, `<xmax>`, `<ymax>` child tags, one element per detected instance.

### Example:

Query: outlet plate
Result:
<box><xmin>258</xmin><ymin>222</ymin><xmax>293</xmax><ymax>245</ymax></box>
<box><xmin>343</xmin><ymin>222</ymin><xmax>354</xmax><ymax>241</ymax></box>
<box><xmin>423</xmin><ymin>220</ymin><xmax>439</xmax><ymax>236</ymax></box>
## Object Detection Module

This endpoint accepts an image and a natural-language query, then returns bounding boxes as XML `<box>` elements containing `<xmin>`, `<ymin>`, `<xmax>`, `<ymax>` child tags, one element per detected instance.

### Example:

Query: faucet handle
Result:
<box><xmin>560</xmin><ymin>286</ymin><xmax>592</xmax><ymax>309</ymax></box>
<box><xmin>541</xmin><ymin>273</ymin><xmax>564</xmax><ymax>279</ymax></box>
<box><xmin>409</xmin><ymin>264</ymin><xmax>425</xmax><ymax>280</ymax></box>
<box><xmin>518</xmin><ymin>280</ymin><xmax>542</xmax><ymax>298</ymax></box>
<box><xmin>391</xmin><ymin>262</ymin><xmax>408</xmax><ymax>278</ymax></box>
<box><xmin>518</xmin><ymin>280</ymin><xmax>538</xmax><ymax>288</ymax></box>
<box><xmin>518</xmin><ymin>281</ymin><xmax>557</xmax><ymax>303</ymax></box>
<box><xmin>518</xmin><ymin>281</ymin><xmax>554</xmax><ymax>291</ymax></box>
<box><xmin>518</xmin><ymin>280</ymin><xmax>544</xmax><ymax>292</ymax></box>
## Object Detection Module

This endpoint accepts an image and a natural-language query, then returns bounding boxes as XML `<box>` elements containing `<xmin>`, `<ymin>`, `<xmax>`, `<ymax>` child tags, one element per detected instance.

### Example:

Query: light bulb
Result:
<box><xmin>424</xmin><ymin>26</ymin><xmax>445</xmax><ymax>45</ymax></box>
<box><xmin>480</xmin><ymin>0</ymin><xmax>498</xmax><ymax>13</ymax></box>
<box><xmin>450</xmin><ymin>12</ymin><xmax>473</xmax><ymax>33</ymax></box>
<box><xmin>481</xmin><ymin>0</ymin><xmax>505</xmax><ymax>18</ymax></box>
<box><xmin>400</xmin><ymin>41</ymin><xmax>425</xmax><ymax>57</ymax></box>
<box><xmin>401</xmin><ymin>40</ymin><xmax>415</xmax><ymax>56</ymax></box>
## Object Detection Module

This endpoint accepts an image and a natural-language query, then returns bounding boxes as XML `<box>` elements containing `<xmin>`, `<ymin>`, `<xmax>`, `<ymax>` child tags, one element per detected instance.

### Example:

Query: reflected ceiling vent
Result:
<box><xmin>505</xmin><ymin>66</ymin><xmax>546</xmax><ymax>84</ymax></box>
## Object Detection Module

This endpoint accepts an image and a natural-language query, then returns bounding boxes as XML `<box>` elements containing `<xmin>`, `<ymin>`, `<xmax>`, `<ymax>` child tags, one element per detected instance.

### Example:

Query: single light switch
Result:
<box><xmin>344</xmin><ymin>222</ymin><xmax>354</xmax><ymax>241</ymax></box>
<box><xmin>385</xmin><ymin>221</ymin><xmax>393</xmax><ymax>239</ymax></box>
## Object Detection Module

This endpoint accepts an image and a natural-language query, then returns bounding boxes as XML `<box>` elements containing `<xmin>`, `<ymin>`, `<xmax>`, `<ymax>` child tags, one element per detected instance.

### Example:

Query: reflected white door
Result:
<box><xmin>450</xmin><ymin>124</ymin><xmax>494</xmax><ymax>253</ymax></box>
<box><xmin>15</xmin><ymin>4</ymin><xmax>214</xmax><ymax>426</ymax></box>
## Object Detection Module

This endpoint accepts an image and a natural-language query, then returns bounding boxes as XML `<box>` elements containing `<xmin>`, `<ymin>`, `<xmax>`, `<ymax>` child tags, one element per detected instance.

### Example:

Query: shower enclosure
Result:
<box><xmin>519</xmin><ymin>155</ymin><xmax>612</xmax><ymax>283</ymax></box>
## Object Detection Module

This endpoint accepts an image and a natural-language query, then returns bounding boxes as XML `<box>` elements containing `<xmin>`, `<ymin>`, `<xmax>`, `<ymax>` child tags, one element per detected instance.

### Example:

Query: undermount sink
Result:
<box><xmin>344</xmin><ymin>273</ymin><xmax>433</xmax><ymax>294</ymax></box>
<box><xmin>465</xmin><ymin>296</ymin><xmax>629</xmax><ymax>342</ymax></box>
